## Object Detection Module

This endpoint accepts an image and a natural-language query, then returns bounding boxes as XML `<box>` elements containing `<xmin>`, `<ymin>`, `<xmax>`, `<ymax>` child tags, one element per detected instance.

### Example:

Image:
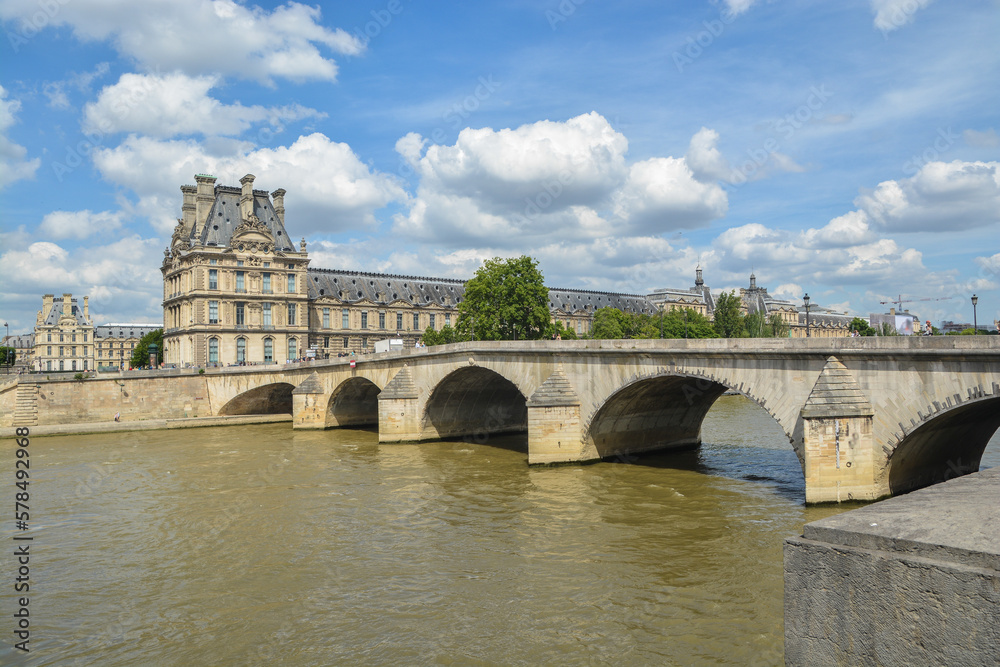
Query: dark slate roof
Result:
<box><xmin>307</xmin><ymin>268</ymin><xmax>465</xmax><ymax>307</ymax></box>
<box><xmin>41</xmin><ymin>298</ymin><xmax>90</xmax><ymax>327</ymax></box>
<box><xmin>195</xmin><ymin>186</ymin><xmax>295</xmax><ymax>252</ymax></box>
<box><xmin>306</xmin><ymin>267</ymin><xmax>658</xmax><ymax>313</ymax></box>
<box><xmin>95</xmin><ymin>324</ymin><xmax>160</xmax><ymax>339</ymax></box>
<box><xmin>4</xmin><ymin>333</ymin><xmax>34</xmax><ymax>348</ymax></box>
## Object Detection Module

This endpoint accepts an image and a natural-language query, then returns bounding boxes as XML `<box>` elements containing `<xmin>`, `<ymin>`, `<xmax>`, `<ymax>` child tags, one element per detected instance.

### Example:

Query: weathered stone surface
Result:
<box><xmin>291</xmin><ymin>371</ymin><xmax>323</xmax><ymax>394</ymax></box>
<box><xmin>801</xmin><ymin>356</ymin><xmax>873</xmax><ymax>418</ymax></box>
<box><xmin>527</xmin><ymin>365</ymin><xmax>580</xmax><ymax>407</ymax></box>
<box><xmin>785</xmin><ymin>467</ymin><xmax>1000</xmax><ymax>666</ymax></box>
<box><xmin>379</xmin><ymin>365</ymin><xmax>418</xmax><ymax>400</ymax></box>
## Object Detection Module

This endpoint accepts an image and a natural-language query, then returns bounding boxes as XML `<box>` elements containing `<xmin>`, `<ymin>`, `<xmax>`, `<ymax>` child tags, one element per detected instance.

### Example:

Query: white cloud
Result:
<box><xmin>83</xmin><ymin>72</ymin><xmax>325</xmax><ymax>138</ymax></box>
<box><xmin>43</xmin><ymin>62</ymin><xmax>110</xmax><ymax>110</ymax></box>
<box><xmin>0</xmin><ymin>235</ymin><xmax>165</xmax><ymax>324</ymax></box>
<box><xmin>722</xmin><ymin>0</ymin><xmax>759</xmax><ymax>17</ymax></box>
<box><xmin>0</xmin><ymin>85</ymin><xmax>40</xmax><ymax>187</ymax></box>
<box><xmin>686</xmin><ymin>127</ymin><xmax>731</xmax><ymax>182</ymax></box>
<box><xmin>92</xmin><ymin>132</ymin><xmax>407</xmax><ymax>235</ymax></box>
<box><xmin>976</xmin><ymin>253</ymin><xmax>1000</xmax><ymax>277</ymax></box>
<box><xmin>38</xmin><ymin>210</ymin><xmax>124</xmax><ymax>240</ymax></box>
<box><xmin>0</xmin><ymin>0</ymin><xmax>364</xmax><ymax>84</ymax></box>
<box><xmin>393</xmin><ymin>113</ymin><xmax>727</xmax><ymax>246</ymax></box>
<box><xmin>854</xmin><ymin>160</ymin><xmax>1000</xmax><ymax>232</ymax></box>
<box><xmin>871</xmin><ymin>0</ymin><xmax>935</xmax><ymax>33</ymax></box>
<box><xmin>964</xmin><ymin>128</ymin><xmax>999</xmax><ymax>148</ymax></box>
<box><xmin>799</xmin><ymin>210</ymin><xmax>877</xmax><ymax>249</ymax></box>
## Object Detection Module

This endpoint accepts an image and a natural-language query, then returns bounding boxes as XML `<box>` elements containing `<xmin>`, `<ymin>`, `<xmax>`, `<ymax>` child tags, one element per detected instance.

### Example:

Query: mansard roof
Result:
<box><xmin>307</xmin><ymin>267</ymin><xmax>658</xmax><ymax>313</ymax></box>
<box><xmin>194</xmin><ymin>185</ymin><xmax>296</xmax><ymax>252</ymax></box>
<box><xmin>40</xmin><ymin>297</ymin><xmax>90</xmax><ymax>327</ymax></box>
<box><xmin>95</xmin><ymin>324</ymin><xmax>161</xmax><ymax>339</ymax></box>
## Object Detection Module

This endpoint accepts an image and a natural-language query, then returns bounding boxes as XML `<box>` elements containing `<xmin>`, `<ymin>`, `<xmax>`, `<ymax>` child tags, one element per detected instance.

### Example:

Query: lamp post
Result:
<box><xmin>971</xmin><ymin>294</ymin><xmax>978</xmax><ymax>335</ymax></box>
<box><xmin>803</xmin><ymin>293</ymin><xmax>811</xmax><ymax>338</ymax></box>
<box><xmin>3</xmin><ymin>322</ymin><xmax>8</xmax><ymax>374</ymax></box>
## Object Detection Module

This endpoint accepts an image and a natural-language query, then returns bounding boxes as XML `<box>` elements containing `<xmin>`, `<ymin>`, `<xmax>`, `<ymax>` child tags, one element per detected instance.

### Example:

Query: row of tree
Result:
<box><xmin>419</xmin><ymin>259</ymin><xmax>796</xmax><ymax>345</ymax></box>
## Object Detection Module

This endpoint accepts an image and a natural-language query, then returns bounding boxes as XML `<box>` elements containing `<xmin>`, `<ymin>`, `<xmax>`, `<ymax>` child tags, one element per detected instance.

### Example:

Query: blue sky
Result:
<box><xmin>1</xmin><ymin>0</ymin><xmax>998</xmax><ymax>333</ymax></box>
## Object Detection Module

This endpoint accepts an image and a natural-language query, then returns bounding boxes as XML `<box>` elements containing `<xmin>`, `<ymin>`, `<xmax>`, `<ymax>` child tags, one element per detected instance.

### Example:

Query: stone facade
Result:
<box><xmin>32</xmin><ymin>293</ymin><xmax>94</xmax><ymax>371</ymax></box>
<box><xmin>162</xmin><ymin>174</ymin><xmax>657</xmax><ymax>366</ymax></box>
<box><xmin>95</xmin><ymin>324</ymin><xmax>161</xmax><ymax>369</ymax></box>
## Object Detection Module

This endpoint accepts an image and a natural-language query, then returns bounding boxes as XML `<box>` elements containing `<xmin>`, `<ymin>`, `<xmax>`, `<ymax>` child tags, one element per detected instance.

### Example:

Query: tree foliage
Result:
<box><xmin>0</xmin><ymin>346</ymin><xmax>15</xmax><ymax>368</ymax></box>
<box><xmin>456</xmin><ymin>256</ymin><xmax>551</xmax><ymax>341</ymax></box>
<box><xmin>130</xmin><ymin>329</ymin><xmax>164</xmax><ymax>368</ymax></box>
<box><xmin>422</xmin><ymin>325</ymin><xmax>462</xmax><ymax>346</ymax></box>
<box><xmin>850</xmin><ymin>317</ymin><xmax>875</xmax><ymax>336</ymax></box>
<box><xmin>712</xmin><ymin>290</ymin><xmax>745</xmax><ymax>338</ymax></box>
<box><xmin>589</xmin><ymin>307</ymin><xmax>718</xmax><ymax>339</ymax></box>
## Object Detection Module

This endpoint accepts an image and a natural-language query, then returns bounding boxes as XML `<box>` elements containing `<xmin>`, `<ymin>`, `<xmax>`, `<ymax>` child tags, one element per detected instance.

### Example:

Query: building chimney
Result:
<box><xmin>890</xmin><ymin>307</ymin><xmax>896</xmax><ymax>316</ymax></box>
<box><xmin>83</xmin><ymin>295</ymin><xmax>89</xmax><ymax>321</ymax></box>
<box><xmin>62</xmin><ymin>293</ymin><xmax>73</xmax><ymax>317</ymax></box>
<box><xmin>42</xmin><ymin>294</ymin><xmax>53</xmax><ymax>321</ymax></box>
<box><xmin>271</xmin><ymin>188</ymin><xmax>286</xmax><ymax>226</ymax></box>
<box><xmin>194</xmin><ymin>174</ymin><xmax>217</xmax><ymax>238</ymax></box>
<box><xmin>180</xmin><ymin>184</ymin><xmax>197</xmax><ymax>234</ymax></box>
<box><xmin>240</xmin><ymin>174</ymin><xmax>256</xmax><ymax>222</ymax></box>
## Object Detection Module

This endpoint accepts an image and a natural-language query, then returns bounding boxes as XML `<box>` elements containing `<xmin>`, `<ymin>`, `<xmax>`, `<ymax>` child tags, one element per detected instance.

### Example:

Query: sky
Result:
<box><xmin>1</xmin><ymin>0</ymin><xmax>998</xmax><ymax>334</ymax></box>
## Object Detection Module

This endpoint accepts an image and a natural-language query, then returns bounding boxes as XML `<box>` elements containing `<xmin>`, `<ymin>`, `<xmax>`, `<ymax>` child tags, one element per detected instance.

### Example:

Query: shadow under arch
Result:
<box><xmin>218</xmin><ymin>382</ymin><xmax>294</xmax><ymax>415</ymax></box>
<box><xmin>887</xmin><ymin>394</ymin><xmax>1000</xmax><ymax>495</ymax></box>
<box><xmin>422</xmin><ymin>366</ymin><xmax>527</xmax><ymax>442</ymax></box>
<box><xmin>585</xmin><ymin>373</ymin><xmax>800</xmax><ymax>467</ymax></box>
<box><xmin>327</xmin><ymin>377</ymin><xmax>380</xmax><ymax>428</ymax></box>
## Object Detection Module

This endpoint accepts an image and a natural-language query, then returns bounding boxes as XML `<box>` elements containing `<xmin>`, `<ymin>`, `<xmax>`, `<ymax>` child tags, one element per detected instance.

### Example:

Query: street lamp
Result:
<box><xmin>803</xmin><ymin>293</ymin><xmax>811</xmax><ymax>338</ymax></box>
<box><xmin>3</xmin><ymin>322</ymin><xmax>8</xmax><ymax>374</ymax></box>
<box><xmin>971</xmin><ymin>294</ymin><xmax>978</xmax><ymax>335</ymax></box>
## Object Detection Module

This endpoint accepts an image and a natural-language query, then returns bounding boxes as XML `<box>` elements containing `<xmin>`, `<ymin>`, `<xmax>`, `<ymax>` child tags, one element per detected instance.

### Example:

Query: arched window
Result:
<box><xmin>263</xmin><ymin>337</ymin><xmax>273</xmax><ymax>364</ymax></box>
<box><xmin>236</xmin><ymin>337</ymin><xmax>246</xmax><ymax>364</ymax></box>
<box><xmin>287</xmin><ymin>337</ymin><xmax>297</xmax><ymax>361</ymax></box>
<box><xmin>208</xmin><ymin>337</ymin><xmax>219</xmax><ymax>364</ymax></box>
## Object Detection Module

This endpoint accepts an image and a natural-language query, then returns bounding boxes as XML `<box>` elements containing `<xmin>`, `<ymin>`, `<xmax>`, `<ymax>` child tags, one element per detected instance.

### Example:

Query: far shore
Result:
<box><xmin>1</xmin><ymin>413</ymin><xmax>292</xmax><ymax>439</ymax></box>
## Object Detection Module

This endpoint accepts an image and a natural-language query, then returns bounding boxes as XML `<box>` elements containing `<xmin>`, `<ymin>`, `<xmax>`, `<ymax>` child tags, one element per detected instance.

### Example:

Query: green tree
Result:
<box><xmin>850</xmin><ymin>317</ymin><xmax>875</xmax><ymax>336</ymax></box>
<box><xmin>590</xmin><ymin>307</ymin><xmax>627</xmax><ymax>339</ymax></box>
<box><xmin>877</xmin><ymin>322</ymin><xmax>898</xmax><ymax>336</ymax></box>
<box><xmin>0</xmin><ymin>346</ymin><xmax>15</xmax><ymax>370</ymax></box>
<box><xmin>422</xmin><ymin>324</ymin><xmax>462</xmax><ymax>346</ymax></box>
<box><xmin>456</xmin><ymin>256</ymin><xmax>551</xmax><ymax>341</ymax></box>
<box><xmin>713</xmin><ymin>290</ymin><xmax>745</xmax><ymax>338</ymax></box>
<box><xmin>656</xmin><ymin>307</ymin><xmax>718</xmax><ymax>339</ymax></box>
<box><xmin>744</xmin><ymin>311</ymin><xmax>767</xmax><ymax>338</ymax></box>
<box><xmin>768</xmin><ymin>313</ymin><xmax>790</xmax><ymax>338</ymax></box>
<box><xmin>130</xmin><ymin>329</ymin><xmax>163</xmax><ymax>369</ymax></box>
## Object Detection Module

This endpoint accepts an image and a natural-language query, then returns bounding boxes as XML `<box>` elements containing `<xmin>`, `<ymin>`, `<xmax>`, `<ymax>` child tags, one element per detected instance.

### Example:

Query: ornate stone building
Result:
<box><xmin>95</xmin><ymin>324</ymin><xmax>161</xmax><ymax>369</ymax></box>
<box><xmin>32</xmin><ymin>293</ymin><xmax>94</xmax><ymax>371</ymax></box>
<box><xmin>162</xmin><ymin>174</ymin><xmax>657</xmax><ymax>366</ymax></box>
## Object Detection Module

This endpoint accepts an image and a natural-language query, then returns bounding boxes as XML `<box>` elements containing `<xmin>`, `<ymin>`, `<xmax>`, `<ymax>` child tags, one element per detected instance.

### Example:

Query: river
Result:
<box><xmin>2</xmin><ymin>395</ymin><xmax>998</xmax><ymax>666</ymax></box>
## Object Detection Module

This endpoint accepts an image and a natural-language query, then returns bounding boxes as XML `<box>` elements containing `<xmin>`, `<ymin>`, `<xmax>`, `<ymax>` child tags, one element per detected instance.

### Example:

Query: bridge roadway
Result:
<box><xmin>8</xmin><ymin>337</ymin><xmax>1000</xmax><ymax>503</ymax></box>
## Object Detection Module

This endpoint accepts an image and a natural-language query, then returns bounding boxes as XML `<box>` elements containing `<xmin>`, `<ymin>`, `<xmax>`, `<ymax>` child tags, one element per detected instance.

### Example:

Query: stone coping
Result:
<box><xmin>0</xmin><ymin>414</ymin><xmax>292</xmax><ymax>439</ymax></box>
<box><xmin>799</xmin><ymin>466</ymin><xmax>1000</xmax><ymax>571</ymax></box>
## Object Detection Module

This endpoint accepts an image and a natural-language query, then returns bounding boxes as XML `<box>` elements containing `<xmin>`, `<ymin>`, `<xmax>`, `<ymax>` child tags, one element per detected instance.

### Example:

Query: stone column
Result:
<box><xmin>378</xmin><ymin>365</ymin><xmax>423</xmax><ymax>442</ymax></box>
<box><xmin>526</xmin><ymin>365</ymin><xmax>593</xmax><ymax>465</ymax></box>
<box><xmin>801</xmin><ymin>356</ymin><xmax>883</xmax><ymax>503</ymax></box>
<box><xmin>291</xmin><ymin>371</ymin><xmax>326</xmax><ymax>429</ymax></box>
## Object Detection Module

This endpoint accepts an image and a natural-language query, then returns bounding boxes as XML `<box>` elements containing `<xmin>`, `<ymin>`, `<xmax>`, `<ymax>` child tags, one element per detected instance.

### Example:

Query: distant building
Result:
<box><xmin>95</xmin><ymin>324</ymin><xmax>161</xmax><ymax>369</ymax></box>
<box><xmin>647</xmin><ymin>266</ymin><xmax>714</xmax><ymax>317</ymax></box>
<box><xmin>32</xmin><ymin>294</ymin><xmax>94</xmax><ymax>371</ymax></box>
<box><xmin>0</xmin><ymin>333</ymin><xmax>34</xmax><ymax>372</ymax></box>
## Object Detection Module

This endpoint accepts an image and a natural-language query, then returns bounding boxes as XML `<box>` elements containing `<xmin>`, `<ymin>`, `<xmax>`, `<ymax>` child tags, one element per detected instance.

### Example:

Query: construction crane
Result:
<box><xmin>879</xmin><ymin>295</ymin><xmax>953</xmax><ymax>312</ymax></box>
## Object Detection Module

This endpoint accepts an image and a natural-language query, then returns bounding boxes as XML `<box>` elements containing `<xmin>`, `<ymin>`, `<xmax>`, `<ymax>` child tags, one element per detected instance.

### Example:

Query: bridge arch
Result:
<box><xmin>887</xmin><ymin>394</ymin><xmax>1000</xmax><ymax>494</ymax></box>
<box><xmin>218</xmin><ymin>382</ymin><xmax>294</xmax><ymax>415</ymax></box>
<box><xmin>327</xmin><ymin>377</ymin><xmax>381</xmax><ymax>428</ymax></box>
<box><xmin>422</xmin><ymin>365</ymin><xmax>528</xmax><ymax>441</ymax></box>
<box><xmin>584</xmin><ymin>372</ymin><xmax>800</xmax><ymax>465</ymax></box>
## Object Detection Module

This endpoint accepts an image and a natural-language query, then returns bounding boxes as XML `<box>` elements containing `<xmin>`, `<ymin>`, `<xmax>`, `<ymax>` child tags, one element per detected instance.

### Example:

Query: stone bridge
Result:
<box><xmin>196</xmin><ymin>337</ymin><xmax>1000</xmax><ymax>504</ymax></box>
<box><xmin>5</xmin><ymin>338</ymin><xmax>998</xmax><ymax>503</ymax></box>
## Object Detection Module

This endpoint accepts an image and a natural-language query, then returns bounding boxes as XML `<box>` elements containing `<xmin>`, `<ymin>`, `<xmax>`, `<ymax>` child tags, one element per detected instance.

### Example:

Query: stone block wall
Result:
<box><xmin>30</xmin><ymin>375</ymin><xmax>211</xmax><ymax>424</ymax></box>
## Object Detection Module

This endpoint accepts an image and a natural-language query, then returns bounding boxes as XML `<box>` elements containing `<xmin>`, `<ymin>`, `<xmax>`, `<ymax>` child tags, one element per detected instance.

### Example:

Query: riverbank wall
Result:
<box><xmin>784</xmin><ymin>466</ymin><xmax>1000</xmax><ymax>665</ymax></box>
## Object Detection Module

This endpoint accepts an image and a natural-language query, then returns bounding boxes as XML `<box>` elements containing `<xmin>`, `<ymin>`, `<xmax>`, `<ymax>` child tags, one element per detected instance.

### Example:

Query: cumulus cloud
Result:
<box><xmin>0</xmin><ymin>236</ymin><xmax>165</xmax><ymax>323</ymax></box>
<box><xmin>854</xmin><ymin>160</ymin><xmax>1000</xmax><ymax>232</ymax></box>
<box><xmin>686</xmin><ymin>127</ymin><xmax>731</xmax><ymax>182</ymax></box>
<box><xmin>393</xmin><ymin>112</ymin><xmax>727</xmax><ymax>247</ymax></box>
<box><xmin>871</xmin><ymin>0</ymin><xmax>935</xmax><ymax>33</ymax></box>
<box><xmin>0</xmin><ymin>85</ymin><xmax>40</xmax><ymax>187</ymax></box>
<box><xmin>83</xmin><ymin>72</ymin><xmax>325</xmax><ymax>138</ymax></box>
<box><xmin>0</xmin><ymin>0</ymin><xmax>363</xmax><ymax>84</ymax></box>
<box><xmin>92</xmin><ymin>132</ymin><xmax>407</xmax><ymax>234</ymax></box>
<box><xmin>722</xmin><ymin>0</ymin><xmax>759</xmax><ymax>17</ymax></box>
<box><xmin>975</xmin><ymin>253</ymin><xmax>1000</xmax><ymax>277</ymax></box>
<box><xmin>799</xmin><ymin>210</ymin><xmax>878</xmax><ymax>249</ymax></box>
<box><xmin>38</xmin><ymin>210</ymin><xmax>124</xmax><ymax>240</ymax></box>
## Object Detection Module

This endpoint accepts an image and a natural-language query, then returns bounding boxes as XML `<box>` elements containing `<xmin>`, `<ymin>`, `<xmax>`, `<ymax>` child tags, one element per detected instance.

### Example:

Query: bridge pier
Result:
<box><xmin>291</xmin><ymin>372</ymin><xmax>327</xmax><ymax>430</ymax></box>
<box><xmin>801</xmin><ymin>357</ymin><xmax>886</xmax><ymax>503</ymax></box>
<box><xmin>377</xmin><ymin>366</ymin><xmax>423</xmax><ymax>442</ymax></box>
<box><xmin>526</xmin><ymin>367</ymin><xmax>595</xmax><ymax>465</ymax></box>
